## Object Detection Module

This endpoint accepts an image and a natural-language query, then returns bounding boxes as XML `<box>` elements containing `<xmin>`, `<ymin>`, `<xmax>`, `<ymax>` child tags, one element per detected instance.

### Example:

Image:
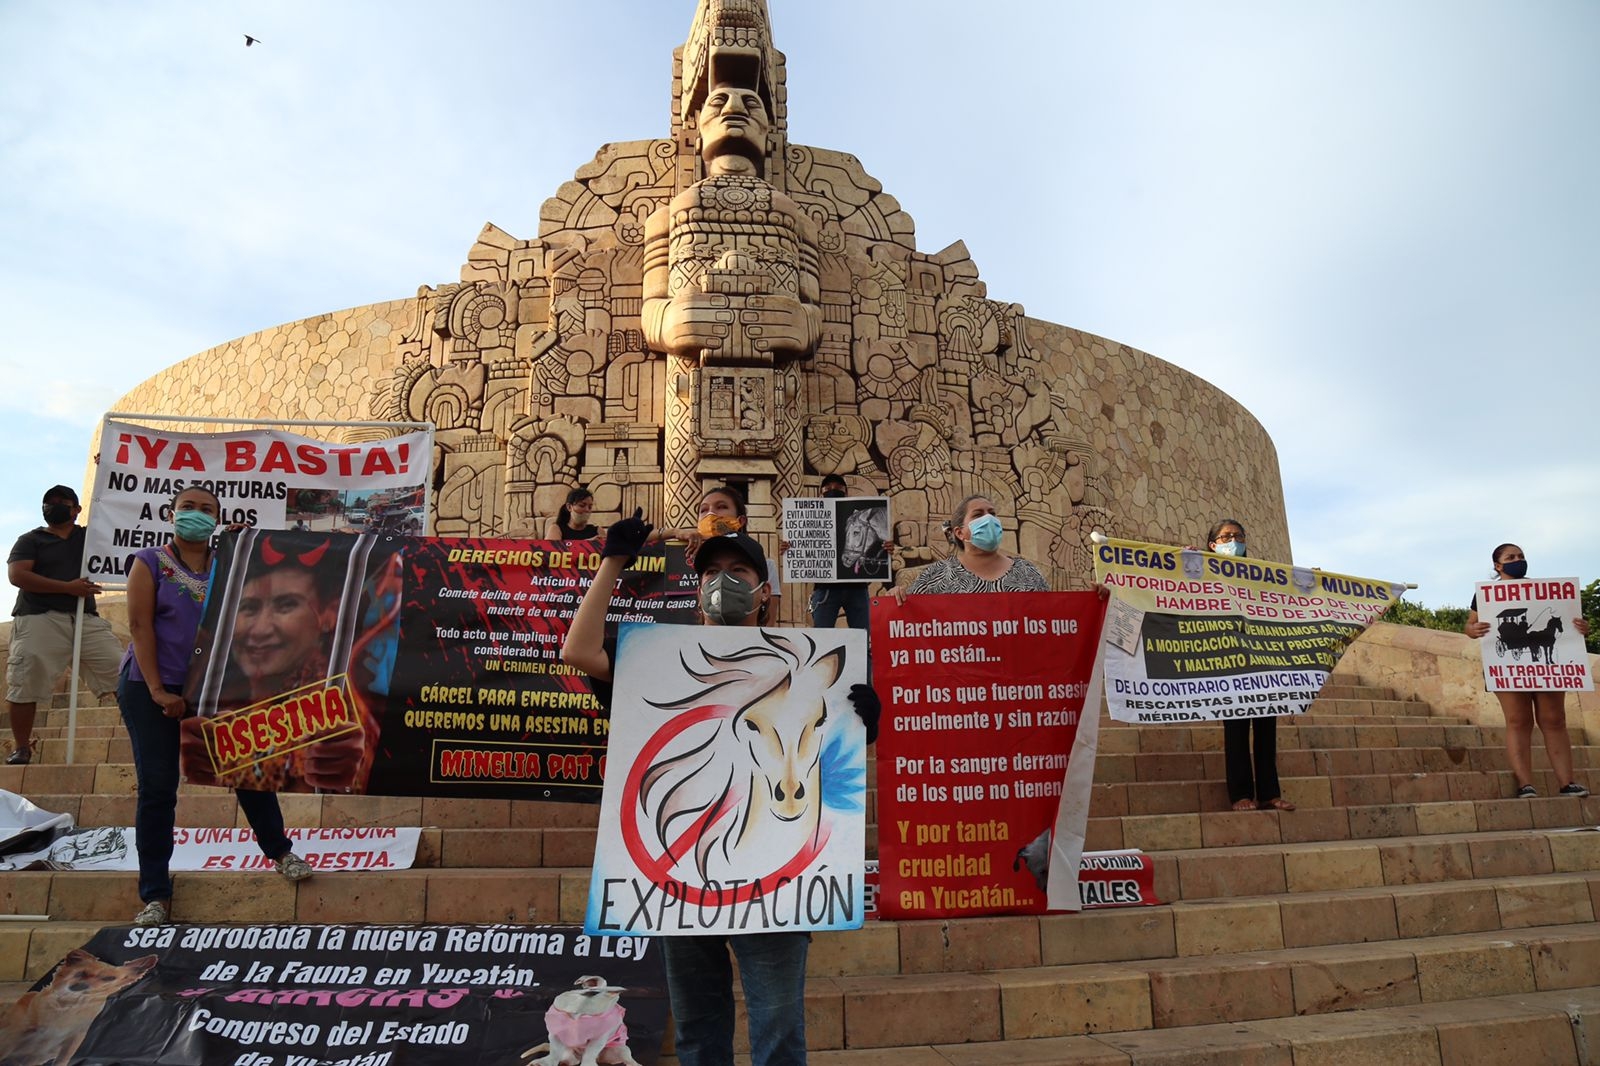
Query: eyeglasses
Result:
<box><xmin>1213</xmin><ymin>532</ymin><xmax>1246</xmax><ymax>543</ymax></box>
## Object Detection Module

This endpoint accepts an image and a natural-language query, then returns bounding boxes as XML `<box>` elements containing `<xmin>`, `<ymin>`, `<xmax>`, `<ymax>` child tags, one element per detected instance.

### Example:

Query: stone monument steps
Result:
<box><xmin>737</xmin><ymin>986</ymin><xmax>1600</xmax><ymax>1066</ymax></box>
<box><xmin>1091</xmin><ymin>764</ymin><xmax>1596</xmax><ymax>820</ymax></box>
<box><xmin>1091</xmin><ymin>741</ymin><xmax>1597</xmax><ymax>785</ymax></box>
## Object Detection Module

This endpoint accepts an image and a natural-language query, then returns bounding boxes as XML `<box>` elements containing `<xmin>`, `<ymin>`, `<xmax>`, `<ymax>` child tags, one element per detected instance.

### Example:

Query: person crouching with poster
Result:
<box><xmin>1465</xmin><ymin>542</ymin><xmax>1591</xmax><ymax>798</ymax></box>
<box><xmin>118</xmin><ymin>488</ymin><xmax>312</xmax><ymax>926</ymax></box>
<box><xmin>895</xmin><ymin>494</ymin><xmax>1049</xmax><ymax>597</ymax></box>
<box><xmin>563</xmin><ymin>512</ymin><xmax>878</xmax><ymax>1066</ymax></box>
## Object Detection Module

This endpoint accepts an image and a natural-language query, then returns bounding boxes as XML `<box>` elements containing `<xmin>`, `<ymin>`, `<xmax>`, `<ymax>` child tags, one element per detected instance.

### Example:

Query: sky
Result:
<box><xmin>2</xmin><ymin>0</ymin><xmax>1596</xmax><ymax>616</ymax></box>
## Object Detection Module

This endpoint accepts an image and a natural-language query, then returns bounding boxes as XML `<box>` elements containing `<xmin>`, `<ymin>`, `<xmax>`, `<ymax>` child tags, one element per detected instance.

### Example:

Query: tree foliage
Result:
<box><xmin>1380</xmin><ymin>598</ymin><xmax>1470</xmax><ymax>633</ymax></box>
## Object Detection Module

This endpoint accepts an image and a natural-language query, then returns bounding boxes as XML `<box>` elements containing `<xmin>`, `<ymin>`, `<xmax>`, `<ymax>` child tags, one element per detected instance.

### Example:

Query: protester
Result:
<box><xmin>806</xmin><ymin>474</ymin><xmax>873</xmax><ymax>629</ymax></box>
<box><xmin>894</xmin><ymin>494</ymin><xmax>1049</xmax><ymax>598</ymax></box>
<box><xmin>563</xmin><ymin>511</ymin><xmax>878</xmax><ymax>1066</ymax></box>
<box><xmin>544</xmin><ymin>486</ymin><xmax>601</xmax><ymax>542</ymax></box>
<box><xmin>6</xmin><ymin>485</ymin><xmax>124</xmax><ymax>765</ymax></box>
<box><xmin>118</xmin><ymin>488</ymin><xmax>312</xmax><ymax>926</ymax></box>
<box><xmin>659</xmin><ymin>486</ymin><xmax>783</xmax><ymax>620</ymax></box>
<box><xmin>1464</xmin><ymin>542</ymin><xmax>1591</xmax><ymax>798</ymax></box>
<box><xmin>1199</xmin><ymin>519</ymin><xmax>1295</xmax><ymax>812</ymax></box>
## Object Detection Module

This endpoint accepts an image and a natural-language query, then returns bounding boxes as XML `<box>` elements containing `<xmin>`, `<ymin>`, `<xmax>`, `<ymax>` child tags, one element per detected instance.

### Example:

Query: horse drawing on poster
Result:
<box><xmin>839</xmin><ymin>504</ymin><xmax>889</xmax><ymax>578</ymax></box>
<box><xmin>641</xmin><ymin>631</ymin><xmax>854</xmax><ymax>883</ymax></box>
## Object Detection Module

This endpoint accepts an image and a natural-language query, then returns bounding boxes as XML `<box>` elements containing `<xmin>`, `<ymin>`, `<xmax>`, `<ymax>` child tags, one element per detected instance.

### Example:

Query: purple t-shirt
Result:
<box><xmin>121</xmin><ymin>544</ymin><xmax>211</xmax><ymax>687</ymax></box>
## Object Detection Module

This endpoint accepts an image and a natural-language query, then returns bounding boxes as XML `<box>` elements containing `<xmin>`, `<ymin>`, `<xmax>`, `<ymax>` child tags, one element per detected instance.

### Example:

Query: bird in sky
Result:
<box><xmin>244</xmin><ymin>34</ymin><xmax>260</xmax><ymax>47</ymax></box>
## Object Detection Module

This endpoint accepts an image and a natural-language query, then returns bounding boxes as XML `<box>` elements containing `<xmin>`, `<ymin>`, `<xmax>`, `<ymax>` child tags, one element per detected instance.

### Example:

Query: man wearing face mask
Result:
<box><xmin>563</xmin><ymin>510</ymin><xmax>879</xmax><ymax>1066</ymax></box>
<box><xmin>6</xmin><ymin>486</ymin><xmax>125</xmax><ymax>764</ymax></box>
<box><xmin>802</xmin><ymin>474</ymin><xmax>874</xmax><ymax>630</ymax></box>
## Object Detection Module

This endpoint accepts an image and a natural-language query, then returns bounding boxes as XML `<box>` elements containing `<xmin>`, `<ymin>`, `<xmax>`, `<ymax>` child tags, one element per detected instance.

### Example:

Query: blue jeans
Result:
<box><xmin>117</xmin><ymin>665</ymin><xmax>292</xmax><ymax>903</ymax></box>
<box><xmin>662</xmin><ymin>932</ymin><xmax>809</xmax><ymax>1066</ymax></box>
<box><xmin>809</xmin><ymin>584</ymin><xmax>869</xmax><ymax>630</ymax></box>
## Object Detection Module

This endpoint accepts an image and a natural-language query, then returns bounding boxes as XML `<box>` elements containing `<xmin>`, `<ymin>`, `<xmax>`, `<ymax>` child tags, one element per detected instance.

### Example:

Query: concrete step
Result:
<box><xmin>772</xmin><ymin>985</ymin><xmax>1600</xmax><ymax>1065</ymax></box>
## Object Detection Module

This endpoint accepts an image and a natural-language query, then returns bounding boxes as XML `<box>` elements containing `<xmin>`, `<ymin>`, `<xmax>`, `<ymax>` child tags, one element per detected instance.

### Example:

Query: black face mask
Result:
<box><xmin>42</xmin><ymin>503</ymin><xmax>73</xmax><ymax>526</ymax></box>
<box><xmin>1501</xmin><ymin>559</ymin><xmax>1528</xmax><ymax>579</ymax></box>
<box><xmin>822</xmin><ymin>489</ymin><xmax>846</xmax><ymax>499</ymax></box>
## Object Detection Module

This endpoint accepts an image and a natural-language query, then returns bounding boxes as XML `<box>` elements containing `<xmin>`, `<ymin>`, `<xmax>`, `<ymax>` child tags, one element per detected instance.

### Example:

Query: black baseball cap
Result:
<box><xmin>693</xmin><ymin>532</ymin><xmax>768</xmax><ymax>579</ymax></box>
<box><xmin>43</xmin><ymin>485</ymin><xmax>78</xmax><ymax>504</ymax></box>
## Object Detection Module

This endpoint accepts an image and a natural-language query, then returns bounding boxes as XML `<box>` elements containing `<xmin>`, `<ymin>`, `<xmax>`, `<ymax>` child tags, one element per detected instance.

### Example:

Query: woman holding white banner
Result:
<box><xmin>1204</xmin><ymin>519</ymin><xmax>1295</xmax><ymax>813</ymax></box>
<box><xmin>118</xmin><ymin>487</ymin><xmax>313</xmax><ymax>926</ymax></box>
<box><xmin>1464</xmin><ymin>543</ymin><xmax>1590</xmax><ymax>798</ymax></box>
<box><xmin>894</xmin><ymin>494</ymin><xmax>1049</xmax><ymax>598</ymax></box>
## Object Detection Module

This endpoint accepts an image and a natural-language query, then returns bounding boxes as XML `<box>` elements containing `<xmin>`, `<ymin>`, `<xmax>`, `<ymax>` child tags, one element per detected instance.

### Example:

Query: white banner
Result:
<box><xmin>586</xmin><ymin>624</ymin><xmax>868</xmax><ymax>935</ymax></box>
<box><xmin>781</xmin><ymin>496</ymin><xmax>890</xmax><ymax>584</ymax></box>
<box><xmin>1475</xmin><ymin>577</ymin><xmax>1593</xmax><ymax>691</ymax></box>
<box><xmin>86</xmin><ymin>419</ymin><xmax>432</xmax><ymax>584</ymax></box>
<box><xmin>0</xmin><ymin>825</ymin><xmax>420</xmax><ymax>872</ymax></box>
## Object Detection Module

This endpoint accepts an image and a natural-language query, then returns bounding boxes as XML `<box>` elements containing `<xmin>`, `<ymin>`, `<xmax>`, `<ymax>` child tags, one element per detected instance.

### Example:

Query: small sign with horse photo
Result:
<box><xmin>781</xmin><ymin>495</ymin><xmax>891</xmax><ymax>584</ymax></box>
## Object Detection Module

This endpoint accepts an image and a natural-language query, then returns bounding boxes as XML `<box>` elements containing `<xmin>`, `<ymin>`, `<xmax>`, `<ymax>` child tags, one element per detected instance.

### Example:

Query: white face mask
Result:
<box><xmin>1212</xmin><ymin>540</ymin><xmax>1246</xmax><ymax>558</ymax></box>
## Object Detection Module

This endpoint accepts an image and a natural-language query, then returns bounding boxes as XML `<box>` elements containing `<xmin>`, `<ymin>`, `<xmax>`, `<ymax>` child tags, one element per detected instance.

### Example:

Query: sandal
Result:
<box><xmin>1230</xmin><ymin>798</ymin><xmax>1257</xmax><ymax>812</ymax></box>
<box><xmin>1264</xmin><ymin>797</ymin><xmax>1296</xmax><ymax>811</ymax></box>
<box><xmin>5</xmin><ymin>747</ymin><xmax>30</xmax><ymax>766</ymax></box>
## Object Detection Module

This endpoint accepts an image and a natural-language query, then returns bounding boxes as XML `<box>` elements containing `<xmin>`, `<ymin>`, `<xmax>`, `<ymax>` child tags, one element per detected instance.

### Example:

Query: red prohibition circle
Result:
<box><xmin>620</xmin><ymin>702</ymin><xmax>830</xmax><ymax>906</ymax></box>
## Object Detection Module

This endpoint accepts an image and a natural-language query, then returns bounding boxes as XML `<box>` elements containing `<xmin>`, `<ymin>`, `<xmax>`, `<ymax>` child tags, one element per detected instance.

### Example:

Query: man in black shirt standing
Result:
<box><xmin>6</xmin><ymin>486</ymin><xmax>124</xmax><ymax>764</ymax></box>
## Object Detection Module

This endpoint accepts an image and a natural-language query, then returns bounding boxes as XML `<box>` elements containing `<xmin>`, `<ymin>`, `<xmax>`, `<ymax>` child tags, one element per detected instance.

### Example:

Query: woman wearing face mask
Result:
<box><xmin>118</xmin><ymin>488</ymin><xmax>313</xmax><ymax>926</ymax></box>
<box><xmin>1202</xmin><ymin>519</ymin><xmax>1294</xmax><ymax>812</ymax></box>
<box><xmin>894</xmin><ymin>494</ymin><xmax>1049</xmax><ymax>598</ymax></box>
<box><xmin>562</xmin><ymin>511</ymin><xmax>878</xmax><ymax>1066</ymax></box>
<box><xmin>1464</xmin><ymin>543</ymin><xmax>1590</xmax><ymax>798</ymax></box>
<box><xmin>659</xmin><ymin>486</ymin><xmax>784</xmax><ymax>622</ymax></box>
<box><xmin>543</xmin><ymin>486</ymin><xmax>601</xmax><ymax>542</ymax></box>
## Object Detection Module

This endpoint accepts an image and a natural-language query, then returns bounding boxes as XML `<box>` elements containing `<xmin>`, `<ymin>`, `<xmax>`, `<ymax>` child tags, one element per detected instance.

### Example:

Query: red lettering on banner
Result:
<box><xmin>225</xmin><ymin>441</ymin><xmax>255</xmax><ymax>471</ymax></box>
<box><xmin>135</xmin><ymin>435</ymin><xmax>168</xmax><ymax>469</ymax></box>
<box><xmin>362</xmin><ymin>449</ymin><xmax>397</xmax><ymax>477</ymax></box>
<box><xmin>260</xmin><ymin>441</ymin><xmax>296</xmax><ymax>473</ymax></box>
<box><xmin>202</xmin><ymin>677</ymin><xmax>358</xmax><ymax>776</ymax></box>
<box><xmin>296</xmin><ymin>444</ymin><xmax>327</xmax><ymax>475</ymax></box>
<box><xmin>328</xmin><ymin>447</ymin><xmax>360</xmax><ymax>476</ymax></box>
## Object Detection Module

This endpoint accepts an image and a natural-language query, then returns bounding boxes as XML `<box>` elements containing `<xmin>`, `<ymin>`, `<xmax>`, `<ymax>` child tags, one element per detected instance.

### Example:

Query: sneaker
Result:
<box><xmin>274</xmin><ymin>851</ymin><xmax>313</xmax><ymax>882</ymax></box>
<box><xmin>5</xmin><ymin>747</ymin><xmax>30</xmax><ymax>765</ymax></box>
<box><xmin>1515</xmin><ymin>784</ymin><xmax>1538</xmax><ymax>799</ymax></box>
<box><xmin>1557</xmin><ymin>782</ymin><xmax>1590</xmax><ymax>798</ymax></box>
<box><xmin>133</xmin><ymin>899</ymin><xmax>170</xmax><ymax>926</ymax></box>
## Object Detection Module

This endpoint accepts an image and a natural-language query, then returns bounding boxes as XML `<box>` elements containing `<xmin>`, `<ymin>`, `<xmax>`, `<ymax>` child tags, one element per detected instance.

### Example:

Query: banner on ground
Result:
<box><xmin>0</xmin><ymin>924</ymin><xmax>667</xmax><ymax>1066</ymax></box>
<box><xmin>179</xmin><ymin>530</ymin><xmax>698</xmax><ymax>801</ymax></box>
<box><xmin>86</xmin><ymin>418</ymin><xmax>433</xmax><ymax>583</ymax></box>
<box><xmin>873</xmin><ymin>591</ymin><xmax>1107</xmax><ymax>919</ymax></box>
<box><xmin>1093</xmin><ymin>538</ymin><xmax>1403</xmax><ymax>725</ymax></box>
<box><xmin>0</xmin><ymin>825</ymin><xmax>419</xmax><ymax>873</ymax></box>
<box><xmin>861</xmin><ymin>850</ymin><xmax>1159</xmax><ymax>917</ymax></box>
<box><xmin>781</xmin><ymin>496</ymin><xmax>890</xmax><ymax>583</ymax></box>
<box><xmin>586</xmin><ymin>624</ymin><xmax>869</xmax><ymax>936</ymax></box>
<box><xmin>1474</xmin><ymin>577</ymin><xmax>1593</xmax><ymax>691</ymax></box>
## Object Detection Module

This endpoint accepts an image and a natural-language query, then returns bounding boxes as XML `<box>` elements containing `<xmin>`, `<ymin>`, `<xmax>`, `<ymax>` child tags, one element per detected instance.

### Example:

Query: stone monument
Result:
<box><xmin>108</xmin><ymin>0</ymin><xmax>1289</xmax><ymax>617</ymax></box>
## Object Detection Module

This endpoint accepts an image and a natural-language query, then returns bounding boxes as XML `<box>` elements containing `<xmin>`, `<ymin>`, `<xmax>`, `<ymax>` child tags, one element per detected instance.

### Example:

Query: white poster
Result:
<box><xmin>0</xmin><ymin>825</ymin><xmax>421</xmax><ymax>872</ymax></box>
<box><xmin>1475</xmin><ymin>577</ymin><xmax>1593</xmax><ymax>691</ymax></box>
<box><xmin>86</xmin><ymin>418</ymin><xmax>432</xmax><ymax>584</ymax></box>
<box><xmin>586</xmin><ymin>624</ymin><xmax>868</xmax><ymax>936</ymax></box>
<box><xmin>780</xmin><ymin>496</ymin><xmax>890</xmax><ymax>584</ymax></box>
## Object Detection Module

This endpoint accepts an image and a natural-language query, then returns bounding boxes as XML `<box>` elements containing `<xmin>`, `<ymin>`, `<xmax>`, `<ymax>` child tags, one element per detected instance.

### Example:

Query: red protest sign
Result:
<box><xmin>872</xmin><ymin>591</ymin><xmax>1104</xmax><ymax>918</ymax></box>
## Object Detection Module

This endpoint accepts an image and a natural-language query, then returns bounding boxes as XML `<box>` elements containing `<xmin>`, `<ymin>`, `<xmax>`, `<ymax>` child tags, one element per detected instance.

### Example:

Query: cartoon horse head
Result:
<box><xmin>642</xmin><ymin>631</ymin><xmax>847</xmax><ymax>880</ymax></box>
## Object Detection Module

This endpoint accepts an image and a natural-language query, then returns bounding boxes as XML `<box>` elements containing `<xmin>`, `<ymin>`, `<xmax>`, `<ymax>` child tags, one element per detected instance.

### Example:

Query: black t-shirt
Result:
<box><xmin>7</xmin><ymin>525</ymin><xmax>97</xmax><ymax>616</ymax></box>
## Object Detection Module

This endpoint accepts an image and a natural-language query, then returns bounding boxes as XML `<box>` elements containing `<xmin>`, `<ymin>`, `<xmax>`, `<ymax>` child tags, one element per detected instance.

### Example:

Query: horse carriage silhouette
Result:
<box><xmin>1495</xmin><ymin>607</ymin><xmax>1565</xmax><ymax>664</ymax></box>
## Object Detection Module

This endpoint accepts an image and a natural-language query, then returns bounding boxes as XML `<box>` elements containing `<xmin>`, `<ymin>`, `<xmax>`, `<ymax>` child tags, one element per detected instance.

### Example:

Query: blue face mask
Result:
<box><xmin>966</xmin><ymin>513</ymin><xmax>1003</xmax><ymax>552</ymax></box>
<box><xmin>174</xmin><ymin>510</ymin><xmax>218</xmax><ymax>542</ymax></box>
<box><xmin>1213</xmin><ymin>540</ymin><xmax>1245</xmax><ymax>558</ymax></box>
<box><xmin>1501</xmin><ymin>559</ymin><xmax>1528</xmax><ymax>579</ymax></box>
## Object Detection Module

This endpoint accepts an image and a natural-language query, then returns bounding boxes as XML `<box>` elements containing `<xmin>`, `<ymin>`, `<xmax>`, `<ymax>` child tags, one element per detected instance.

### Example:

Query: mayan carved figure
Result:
<box><xmin>110</xmin><ymin>2</ymin><xmax>1291</xmax><ymax>603</ymax></box>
